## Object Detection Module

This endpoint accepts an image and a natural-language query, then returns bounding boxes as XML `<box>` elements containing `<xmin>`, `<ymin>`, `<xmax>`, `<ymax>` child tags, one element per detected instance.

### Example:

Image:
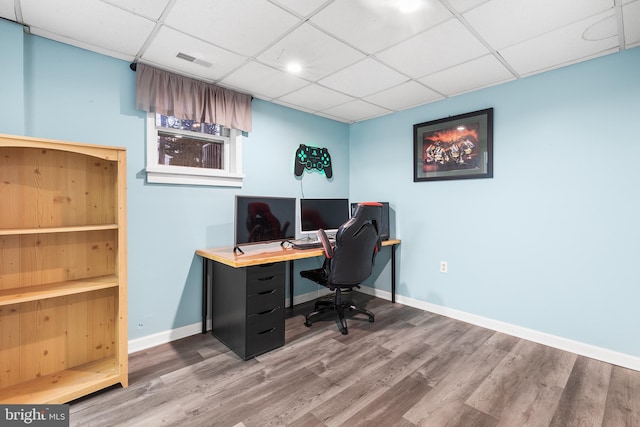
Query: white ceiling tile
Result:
<box><xmin>464</xmin><ymin>0</ymin><xmax>614</xmax><ymax>50</ymax></box>
<box><xmin>0</xmin><ymin>0</ymin><xmax>632</xmax><ymax>124</ymax></box>
<box><xmin>0</xmin><ymin>0</ymin><xmax>16</xmax><ymax>21</ymax></box>
<box><xmin>220</xmin><ymin>61</ymin><xmax>308</xmax><ymax>99</ymax></box>
<box><xmin>582</xmin><ymin>14</ymin><xmax>618</xmax><ymax>42</ymax></box>
<box><xmin>20</xmin><ymin>0</ymin><xmax>155</xmax><ymax>57</ymax></box>
<box><xmin>321</xmin><ymin>99</ymin><xmax>391</xmax><ymax>123</ymax></box>
<box><xmin>419</xmin><ymin>54</ymin><xmax>515</xmax><ymax>96</ymax></box>
<box><xmin>271</xmin><ymin>0</ymin><xmax>332</xmax><ymax>17</ymax></box>
<box><xmin>447</xmin><ymin>0</ymin><xmax>490</xmax><ymax>13</ymax></box>
<box><xmin>277</xmin><ymin>84</ymin><xmax>354</xmax><ymax>112</ymax></box>
<box><xmin>377</xmin><ymin>19</ymin><xmax>489</xmax><ymax>78</ymax></box>
<box><xmin>499</xmin><ymin>11</ymin><xmax>620</xmax><ymax>76</ymax></box>
<box><xmin>165</xmin><ymin>0</ymin><xmax>299</xmax><ymax>56</ymax></box>
<box><xmin>102</xmin><ymin>0</ymin><xmax>171</xmax><ymax>20</ymax></box>
<box><xmin>271</xmin><ymin>99</ymin><xmax>316</xmax><ymax>115</ymax></box>
<box><xmin>27</xmin><ymin>27</ymin><xmax>137</xmax><ymax>61</ymax></box>
<box><xmin>364</xmin><ymin>81</ymin><xmax>443</xmax><ymax>111</ymax></box>
<box><xmin>141</xmin><ymin>26</ymin><xmax>247</xmax><ymax>81</ymax></box>
<box><xmin>318</xmin><ymin>57</ymin><xmax>408</xmax><ymax>98</ymax></box>
<box><xmin>310</xmin><ymin>0</ymin><xmax>452</xmax><ymax>53</ymax></box>
<box><xmin>256</xmin><ymin>23</ymin><xmax>365</xmax><ymax>81</ymax></box>
<box><xmin>623</xmin><ymin>1</ymin><xmax>640</xmax><ymax>47</ymax></box>
<box><xmin>312</xmin><ymin>111</ymin><xmax>350</xmax><ymax>123</ymax></box>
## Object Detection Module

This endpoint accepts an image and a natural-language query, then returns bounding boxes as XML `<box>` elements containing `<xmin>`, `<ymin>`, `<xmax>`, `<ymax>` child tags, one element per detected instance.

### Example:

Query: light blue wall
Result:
<box><xmin>350</xmin><ymin>47</ymin><xmax>640</xmax><ymax>357</ymax></box>
<box><xmin>3</xmin><ymin>16</ymin><xmax>639</xmax><ymax>359</ymax></box>
<box><xmin>0</xmin><ymin>19</ymin><xmax>25</xmax><ymax>134</ymax></box>
<box><xmin>3</xmin><ymin>31</ymin><xmax>349</xmax><ymax>340</ymax></box>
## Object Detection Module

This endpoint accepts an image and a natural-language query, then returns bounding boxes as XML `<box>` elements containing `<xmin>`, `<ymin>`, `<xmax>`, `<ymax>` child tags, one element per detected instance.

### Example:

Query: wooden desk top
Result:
<box><xmin>196</xmin><ymin>239</ymin><xmax>400</xmax><ymax>268</ymax></box>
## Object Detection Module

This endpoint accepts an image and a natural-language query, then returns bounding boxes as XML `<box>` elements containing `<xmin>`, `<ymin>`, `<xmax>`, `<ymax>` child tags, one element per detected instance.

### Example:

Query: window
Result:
<box><xmin>146</xmin><ymin>113</ymin><xmax>244</xmax><ymax>187</ymax></box>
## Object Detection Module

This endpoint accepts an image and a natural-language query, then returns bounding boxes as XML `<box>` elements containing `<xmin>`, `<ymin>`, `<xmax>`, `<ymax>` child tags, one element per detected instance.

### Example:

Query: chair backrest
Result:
<box><xmin>325</xmin><ymin>202</ymin><xmax>382</xmax><ymax>287</ymax></box>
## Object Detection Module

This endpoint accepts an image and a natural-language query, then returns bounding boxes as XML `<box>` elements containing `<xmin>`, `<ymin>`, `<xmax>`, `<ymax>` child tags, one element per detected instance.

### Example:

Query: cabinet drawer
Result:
<box><xmin>246</xmin><ymin>308</ymin><xmax>284</xmax><ymax>357</ymax></box>
<box><xmin>247</xmin><ymin>263</ymin><xmax>285</xmax><ymax>289</ymax></box>
<box><xmin>247</xmin><ymin>305</ymin><xmax>282</xmax><ymax>331</ymax></box>
<box><xmin>247</xmin><ymin>273</ymin><xmax>284</xmax><ymax>295</ymax></box>
<box><xmin>247</xmin><ymin>288</ymin><xmax>283</xmax><ymax>315</ymax></box>
<box><xmin>245</xmin><ymin>325</ymin><xmax>284</xmax><ymax>358</ymax></box>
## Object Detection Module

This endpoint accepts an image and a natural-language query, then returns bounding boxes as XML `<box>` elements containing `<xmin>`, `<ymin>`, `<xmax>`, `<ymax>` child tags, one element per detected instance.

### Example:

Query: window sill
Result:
<box><xmin>146</xmin><ymin>169</ymin><xmax>244</xmax><ymax>187</ymax></box>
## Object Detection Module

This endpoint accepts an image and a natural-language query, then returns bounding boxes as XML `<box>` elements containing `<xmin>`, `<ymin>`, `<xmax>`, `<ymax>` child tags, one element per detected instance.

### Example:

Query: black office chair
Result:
<box><xmin>300</xmin><ymin>202</ymin><xmax>382</xmax><ymax>334</ymax></box>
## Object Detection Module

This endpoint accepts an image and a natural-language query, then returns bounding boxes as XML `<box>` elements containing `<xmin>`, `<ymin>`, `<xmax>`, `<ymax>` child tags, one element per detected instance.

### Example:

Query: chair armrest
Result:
<box><xmin>317</xmin><ymin>229</ymin><xmax>334</xmax><ymax>258</ymax></box>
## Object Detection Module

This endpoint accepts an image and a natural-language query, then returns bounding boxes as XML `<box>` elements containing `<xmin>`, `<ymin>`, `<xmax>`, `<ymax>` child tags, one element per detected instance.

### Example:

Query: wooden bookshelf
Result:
<box><xmin>0</xmin><ymin>356</ymin><xmax>121</xmax><ymax>404</ymax></box>
<box><xmin>0</xmin><ymin>224</ymin><xmax>119</xmax><ymax>236</ymax></box>
<box><xmin>0</xmin><ymin>134</ymin><xmax>128</xmax><ymax>403</ymax></box>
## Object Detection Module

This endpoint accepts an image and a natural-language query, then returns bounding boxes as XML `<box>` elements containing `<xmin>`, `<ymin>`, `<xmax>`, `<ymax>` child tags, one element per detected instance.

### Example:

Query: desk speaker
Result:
<box><xmin>351</xmin><ymin>202</ymin><xmax>390</xmax><ymax>240</ymax></box>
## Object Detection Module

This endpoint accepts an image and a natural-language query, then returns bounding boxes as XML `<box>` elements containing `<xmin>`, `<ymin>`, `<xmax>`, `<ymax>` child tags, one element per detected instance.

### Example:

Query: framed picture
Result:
<box><xmin>413</xmin><ymin>108</ymin><xmax>493</xmax><ymax>182</ymax></box>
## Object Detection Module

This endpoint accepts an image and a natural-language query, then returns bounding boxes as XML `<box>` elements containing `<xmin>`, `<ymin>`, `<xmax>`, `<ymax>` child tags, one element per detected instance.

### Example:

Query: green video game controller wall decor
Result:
<box><xmin>294</xmin><ymin>144</ymin><xmax>333</xmax><ymax>178</ymax></box>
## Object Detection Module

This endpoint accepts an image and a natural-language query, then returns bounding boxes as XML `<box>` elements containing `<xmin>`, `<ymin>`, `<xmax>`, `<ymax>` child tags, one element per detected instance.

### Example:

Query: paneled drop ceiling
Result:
<box><xmin>1</xmin><ymin>0</ymin><xmax>638</xmax><ymax>123</ymax></box>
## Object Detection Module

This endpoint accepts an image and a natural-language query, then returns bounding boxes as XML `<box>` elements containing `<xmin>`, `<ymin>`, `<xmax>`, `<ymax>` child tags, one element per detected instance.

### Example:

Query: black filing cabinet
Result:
<box><xmin>211</xmin><ymin>261</ymin><xmax>285</xmax><ymax>360</ymax></box>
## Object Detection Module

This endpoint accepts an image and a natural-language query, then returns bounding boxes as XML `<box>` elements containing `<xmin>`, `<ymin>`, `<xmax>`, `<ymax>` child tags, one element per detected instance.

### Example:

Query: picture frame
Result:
<box><xmin>413</xmin><ymin>108</ymin><xmax>493</xmax><ymax>182</ymax></box>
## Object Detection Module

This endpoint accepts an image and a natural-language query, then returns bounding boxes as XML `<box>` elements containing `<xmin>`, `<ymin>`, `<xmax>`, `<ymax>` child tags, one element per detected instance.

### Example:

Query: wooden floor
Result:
<box><xmin>70</xmin><ymin>294</ymin><xmax>640</xmax><ymax>426</ymax></box>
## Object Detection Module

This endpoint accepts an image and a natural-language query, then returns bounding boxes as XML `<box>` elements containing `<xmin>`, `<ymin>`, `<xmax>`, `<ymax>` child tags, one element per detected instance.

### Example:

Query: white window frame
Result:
<box><xmin>145</xmin><ymin>113</ymin><xmax>244</xmax><ymax>187</ymax></box>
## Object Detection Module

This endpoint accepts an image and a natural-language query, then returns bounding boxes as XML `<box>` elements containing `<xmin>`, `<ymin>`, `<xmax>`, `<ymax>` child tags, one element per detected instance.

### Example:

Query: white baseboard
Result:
<box><xmin>357</xmin><ymin>285</ymin><xmax>640</xmax><ymax>372</ymax></box>
<box><xmin>128</xmin><ymin>288</ymin><xmax>332</xmax><ymax>354</ymax></box>
<box><xmin>129</xmin><ymin>286</ymin><xmax>640</xmax><ymax>372</ymax></box>
<box><xmin>128</xmin><ymin>323</ymin><xmax>204</xmax><ymax>354</ymax></box>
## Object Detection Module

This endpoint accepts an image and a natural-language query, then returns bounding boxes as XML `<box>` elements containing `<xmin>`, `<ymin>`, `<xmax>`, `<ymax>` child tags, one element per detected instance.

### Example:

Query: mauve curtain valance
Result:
<box><xmin>135</xmin><ymin>63</ymin><xmax>252</xmax><ymax>132</ymax></box>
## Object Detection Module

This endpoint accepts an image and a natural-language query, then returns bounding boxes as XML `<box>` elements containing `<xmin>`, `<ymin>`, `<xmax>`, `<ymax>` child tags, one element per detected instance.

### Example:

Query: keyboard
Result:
<box><xmin>290</xmin><ymin>238</ymin><xmax>335</xmax><ymax>250</ymax></box>
<box><xmin>292</xmin><ymin>241</ymin><xmax>323</xmax><ymax>250</ymax></box>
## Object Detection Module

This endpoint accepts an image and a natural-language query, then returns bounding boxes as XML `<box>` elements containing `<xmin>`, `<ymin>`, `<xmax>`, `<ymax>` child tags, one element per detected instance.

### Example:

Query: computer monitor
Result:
<box><xmin>299</xmin><ymin>198</ymin><xmax>350</xmax><ymax>239</ymax></box>
<box><xmin>234</xmin><ymin>196</ymin><xmax>296</xmax><ymax>247</ymax></box>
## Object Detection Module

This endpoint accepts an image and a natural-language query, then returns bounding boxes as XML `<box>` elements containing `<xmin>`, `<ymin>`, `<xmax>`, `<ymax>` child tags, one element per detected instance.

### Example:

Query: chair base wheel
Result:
<box><xmin>303</xmin><ymin>293</ymin><xmax>375</xmax><ymax>335</ymax></box>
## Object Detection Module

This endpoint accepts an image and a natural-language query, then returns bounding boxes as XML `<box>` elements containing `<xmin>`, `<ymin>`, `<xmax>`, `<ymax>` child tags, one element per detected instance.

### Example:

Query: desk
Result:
<box><xmin>196</xmin><ymin>239</ymin><xmax>400</xmax><ymax>358</ymax></box>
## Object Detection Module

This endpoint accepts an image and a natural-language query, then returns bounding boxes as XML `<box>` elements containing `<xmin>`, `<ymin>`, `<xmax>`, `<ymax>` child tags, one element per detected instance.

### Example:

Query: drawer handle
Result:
<box><xmin>257</xmin><ymin>327</ymin><xmax>276</xmax><ymax>335</ymax></box>
<box><xmin>258</xmin><ymin>289</ymin><xmax>276</xmax><ymax>295</ymax></box>
<box><xmin>258</xmin><ymin>275</ymin><xmax>276</xmax><ymax>281</ymax></box>
<box><xmin>258</xmin><ymin>308</ymin><xmax>278</xmax><ymax>315</ymax></box>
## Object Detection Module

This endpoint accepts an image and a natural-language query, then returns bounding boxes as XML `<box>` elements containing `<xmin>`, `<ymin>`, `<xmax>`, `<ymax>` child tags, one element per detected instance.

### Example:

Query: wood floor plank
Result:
<box><xmin>67</xmin><ymin>295</ymin><xmax>640</xmax><ymax>426</ymax></box>
<box><xmin>548</xmin><ymin>356</ymin><xmax>612</xmax><ymax>427</ymax></box>
<box><xmin>602</xmin><ymin>365</ymin><xmax>640</xmax><ymax>427</ymax></box>
<box><xmin>466</xmin><ymin>340</ymin><xmax>577</xmax><ymax>426</ymax></box>
<box><xmin>310</xmin><ymin>341</ymin><xmax>434</xmax><ymax>426</ymax></box>
<box><xmin>411</xmin><ymin>400</ymin><xmax>499</xmax><ymax>427</ymax></box>
<box><xmin>239</xmin><ymin>367</ymin><xmax>340</xmax><ymax>427</ymax></box>
<box><xmin>403</xmin><ymin>331</ymin><xmax>512</xmax><ymax>424</ymax></box>
<box><xmin>191</xmin><ymin>367</ymin><xmax>333</xmax><ymax>427</ymax></box>
<box><xmin>409</xmin><ymin>323</ymin><xmax>502</xmax><ymax>389</ymax></box>
<box><xmin>305</xmin><ymin>343</ymin><xmax>392</xmax><ymax>387</ymax></box>
<box><xmin>342</xmin><ymin>375</ymin><xmax>433</xmax><ymax>426</ymax></box>
<box><xmin>71</xmin><ymin>376</ymin><xmax>187</xmax><ymax>426</ymax></box>
<box><xmin>286</xmin><ymin>412</ymin><xmax>325</xmax><ymax>427</ymax></box>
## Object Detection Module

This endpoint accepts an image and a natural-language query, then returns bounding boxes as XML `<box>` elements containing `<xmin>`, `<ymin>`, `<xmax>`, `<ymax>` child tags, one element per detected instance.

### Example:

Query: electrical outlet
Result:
<box><xmin>440</xmin><ymin>261</ymin><xmax>448</xmax><ymax>273</ymax></box>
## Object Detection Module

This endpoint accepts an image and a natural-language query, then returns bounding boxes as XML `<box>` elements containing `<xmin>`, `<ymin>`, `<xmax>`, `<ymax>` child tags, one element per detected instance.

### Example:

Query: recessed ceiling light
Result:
<box><xmin>286</xmin><ymin>62</ymin><xmax>302</xmax><ymax>73</ymax></box>
<box><xmin>396</xmin><ymin>0</ymin><xmax>421</xmax><ymax>13</ymax></box>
